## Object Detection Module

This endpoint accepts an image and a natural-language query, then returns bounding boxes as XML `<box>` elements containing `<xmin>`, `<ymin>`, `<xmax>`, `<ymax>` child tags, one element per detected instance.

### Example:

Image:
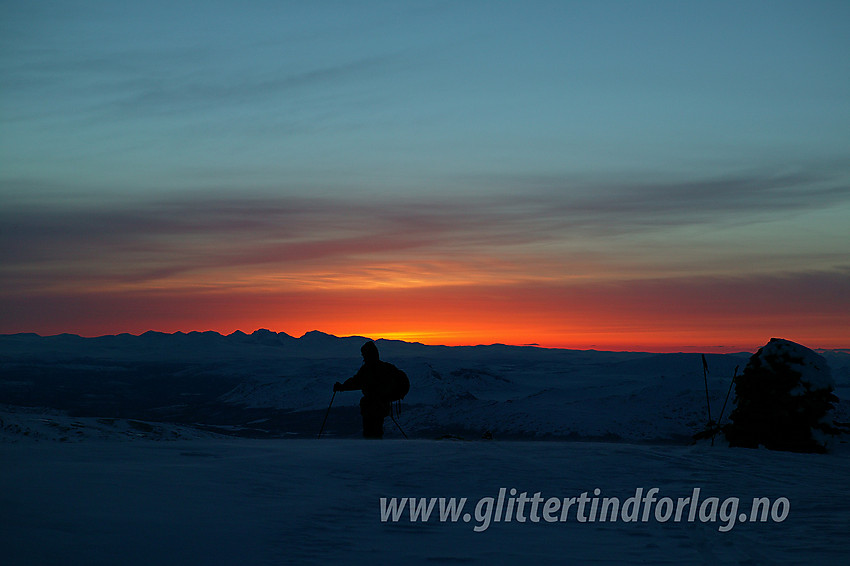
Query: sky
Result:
<box><xmin>1</xmin><ymin>0</ymin><xmax>849</xmax><ymax>352</ymax></box>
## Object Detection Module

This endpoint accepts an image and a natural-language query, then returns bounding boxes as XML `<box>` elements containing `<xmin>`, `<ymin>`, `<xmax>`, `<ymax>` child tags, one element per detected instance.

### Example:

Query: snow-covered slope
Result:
<box><xmin>2</xmin><ymin>437</ymin><xmax>849</xmax><ymax>565</ymax></box>
<box><xmin>2</xmin><ymin>332</ymin><xmax>849</xmax><ymax>565</ymax></box>
<box><xmin>1</xmin><ymin>331</ymin><xmax>847</xmax><ymax>442</ymax></box>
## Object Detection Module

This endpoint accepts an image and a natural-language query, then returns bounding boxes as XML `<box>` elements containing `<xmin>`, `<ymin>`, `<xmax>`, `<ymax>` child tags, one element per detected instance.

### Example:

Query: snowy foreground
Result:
<box><xmin>2</xmin><ymin>434</ymin><xmax>849</xmax><ymax>566</ymax></box>
<box><xmin>2</xmin><ymin>332</ymin><xmax>849</xmax><ymax>564</ymax></box>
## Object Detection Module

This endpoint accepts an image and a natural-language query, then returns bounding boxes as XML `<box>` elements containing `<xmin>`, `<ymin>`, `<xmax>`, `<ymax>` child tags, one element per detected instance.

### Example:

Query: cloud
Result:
<box><xmin>483</xmin><ymin>170</ymin><xmax>850</xmax><ymax>232</ymax></box>
<box><xmin>97</xmin><ymin>55</ymin><xmax>397</xmax><ymax>123</ymax></box>
<box><xmin>1</xmin><ymin>168</ymin><xmax>848</xmax><ymax>295</ymax></box>
<box><xmin>2</xmin><ymin>16</ymin><xmax>407</xmax><ymax>133</ymax></box>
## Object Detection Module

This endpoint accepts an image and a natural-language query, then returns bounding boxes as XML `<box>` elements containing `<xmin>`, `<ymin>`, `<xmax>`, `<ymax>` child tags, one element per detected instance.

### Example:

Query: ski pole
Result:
<box><xmin>390</xmin><ymin>413</ymin><xmax>408</xmax><ymax>439</ymax></box>
<box><xmin>317</xmin><ymin>390</ymin><xmax>336</xmax><ymax>439</ymax></box>
<box><xmin>711</xmin><ymin>365</ymin><xmax>738</xmax><ymax>446</ymax></box>
<box><xmin>702</xmin><ymin>354</ymin><xmax>713</xmax><ymax>426</ymax></box>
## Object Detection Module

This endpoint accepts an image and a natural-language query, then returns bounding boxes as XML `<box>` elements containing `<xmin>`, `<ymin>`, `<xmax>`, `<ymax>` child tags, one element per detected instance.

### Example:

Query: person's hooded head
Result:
<box><xmin>361</xmin><ymin>341</ymin><xmax>380</xmax><ymax>364</ymax></box>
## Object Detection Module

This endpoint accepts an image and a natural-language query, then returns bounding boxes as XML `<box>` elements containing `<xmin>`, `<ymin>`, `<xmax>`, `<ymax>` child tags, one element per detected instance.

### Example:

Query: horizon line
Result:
<box><xmin>4</xmin><ymin>327</ymin><xmax>847</xmax><ymax>355</ymax></box>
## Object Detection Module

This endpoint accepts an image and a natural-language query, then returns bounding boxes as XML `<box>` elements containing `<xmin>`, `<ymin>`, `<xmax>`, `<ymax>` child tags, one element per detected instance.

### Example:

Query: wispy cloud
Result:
<box><xmin>2</xmin><ymin>168</ymin><xmax>848</xmax><ymax>295</ymax></box>
<box><xmin>481</xmin><ymin>170</ymin><xmax>850</xmax><ymax>231</ymax></box>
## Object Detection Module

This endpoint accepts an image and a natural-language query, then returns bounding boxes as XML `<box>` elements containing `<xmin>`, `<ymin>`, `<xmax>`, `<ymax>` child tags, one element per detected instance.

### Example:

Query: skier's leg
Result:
<box><xmin>360</xmin><ymin>396</ymin><xmax>384</xmax><ymax>439</ymax></box>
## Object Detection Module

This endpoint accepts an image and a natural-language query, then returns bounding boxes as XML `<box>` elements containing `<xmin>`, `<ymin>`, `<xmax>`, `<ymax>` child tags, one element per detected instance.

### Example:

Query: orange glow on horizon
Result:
<box><xmin>3</xmin><ymin>275</ymin><xmax>848</xmax><ymax>354</ymax></box>
<box><xmin>269</xmin><ymin>321</ymin><xmax>847</xmax><ymax>354</ymax></box>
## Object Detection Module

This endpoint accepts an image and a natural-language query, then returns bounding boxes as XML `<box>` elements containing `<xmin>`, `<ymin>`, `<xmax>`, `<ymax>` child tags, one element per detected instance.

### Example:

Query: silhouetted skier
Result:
<box><xmin>334</xmin><ymin>341</ymin><xmax>407</xmax><ymax>439</ymax></box>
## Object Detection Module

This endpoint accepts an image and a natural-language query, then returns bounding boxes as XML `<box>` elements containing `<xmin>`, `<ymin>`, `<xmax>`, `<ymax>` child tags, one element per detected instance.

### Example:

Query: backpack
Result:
<box><xmin>385</xmin><ymin>363</ymin><xmax>410</xmax><ymax>402</ymax></box>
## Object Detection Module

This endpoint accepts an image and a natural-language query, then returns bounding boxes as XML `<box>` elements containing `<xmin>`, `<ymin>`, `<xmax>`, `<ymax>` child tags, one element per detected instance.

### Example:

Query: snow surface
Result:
<box><xmin>2</xmin><ymin>332</ymin><xmax>849</xmax><ymax>564</ymax></box>
<box><xmin>2</xmin><ymin>436</ymin><xmax>849</xmax><ymax>565</ymax></box>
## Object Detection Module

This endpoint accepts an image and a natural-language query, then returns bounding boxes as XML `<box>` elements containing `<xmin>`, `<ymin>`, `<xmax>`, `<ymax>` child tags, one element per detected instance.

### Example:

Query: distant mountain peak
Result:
<box><xmin>140</xmin><ymin>330</ymin><xmax>168</xmax><ymax>338</ymax></box>
<box><xmin>300</xmin><ymin>330</ymin><xmax>336</xmax><ymax>339</ymax></box>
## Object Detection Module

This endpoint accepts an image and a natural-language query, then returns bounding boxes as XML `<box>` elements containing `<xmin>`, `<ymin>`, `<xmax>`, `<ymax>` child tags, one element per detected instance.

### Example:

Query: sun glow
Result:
<box><xmin>5</xmin><ymin>271</ymin><xmax>848</xmax><ymax>353</ymax></box>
